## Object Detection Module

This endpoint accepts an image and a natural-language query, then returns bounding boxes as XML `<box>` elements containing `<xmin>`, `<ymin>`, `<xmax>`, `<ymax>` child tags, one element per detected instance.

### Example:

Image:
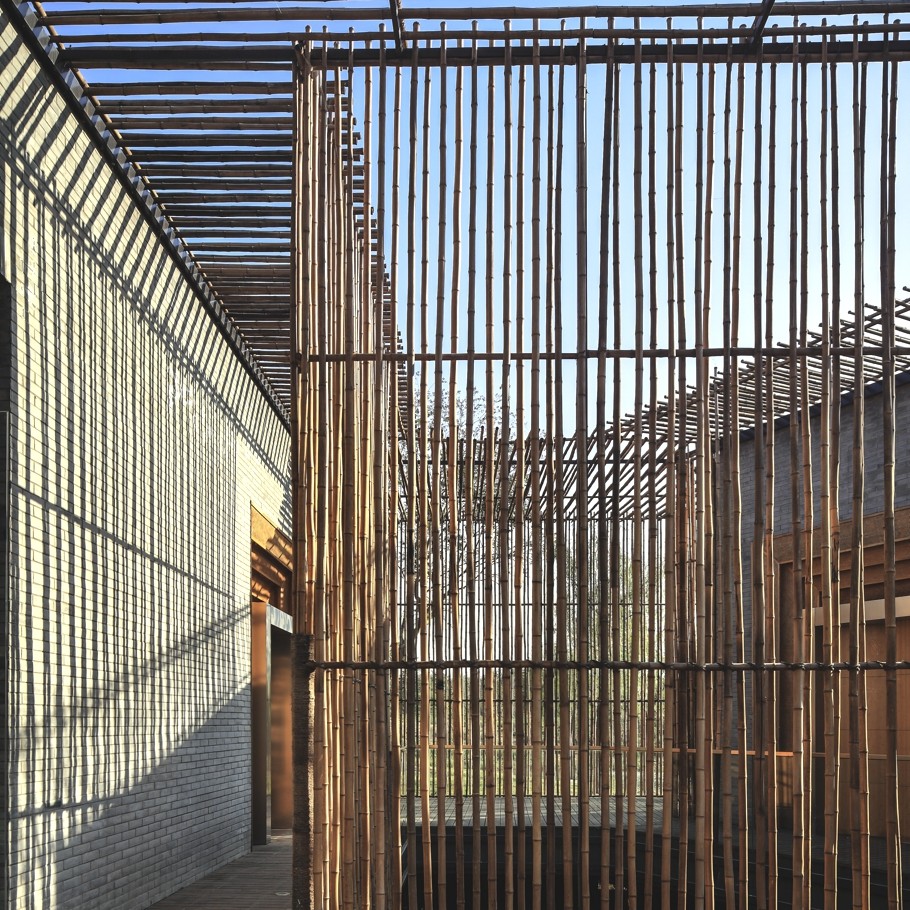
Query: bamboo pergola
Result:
<box><xmin>292</xmin><ymin>7</ymin><xmax>910</xmax><ymax>909</ymax></box>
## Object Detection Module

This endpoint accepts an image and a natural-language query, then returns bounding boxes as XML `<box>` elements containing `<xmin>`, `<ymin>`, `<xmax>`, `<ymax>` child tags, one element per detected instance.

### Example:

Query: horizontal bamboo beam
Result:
<box><xmin>310</xmin><ymin>38</ymin><xmax>910</xmax><ymax>67</ymax></box>
<box><xmin>41</xmin><ymin>5</ymin><xmax>391</xmax><ymax>25</ymax></box>
<box><xmin>158</xmin><ymin>195</ymin><xmax>291</xmax><ymax>207</ymax></box>
<box><xmin>177</xmin><ymin>226</ymin><xmax>291</xmax><ymax>235</ymax></box>
<box><xmin>121</xmin><ymin>133</ymin><xmax>292</xmax><ymax>147</ymax></box>
<box><xmin>114</xmin><ymin>116</ymin><xmax>293</xmax><ymax>131</ymax></box>
<box><xmin>38</xmin><ymin>0</ymin><xmax>910</xmax><ymax>26</ymax></box>
<box><xmin>96</xmin><ymin>100</ymin><xmax>293</xmax><ymax>114</ymax></box>
<box><xmin>86</xmin><ymin>79</ymin><xmax>291</xmax><ymax>95</ymax></box>
<box><xmin>130</xmin><ymin>150</ymin><xmax>289</xmax><ymax>162</ymax></box>
<box><xmin>164</xmin><ymin>200</ymin><xmax>291</xmax><ymax>211</ymax></box>
<box><xmin>301</xmin><ymin>659</ymin><xmax>910</xmax><ymax>673</ymax></box>
<box><xmin>141</xmin><ymin>166</ymin><xmax>292</xmax><ymax>176</ymax></box>
<box><xmin>302</xmin><ymin>346</ymin><xmax>910</xmax><ymax>364</ymax></box>
<box><xmin>62</xmin><ymin>47</ymin><xmax>294</xmax><ymax>69</ymax></box>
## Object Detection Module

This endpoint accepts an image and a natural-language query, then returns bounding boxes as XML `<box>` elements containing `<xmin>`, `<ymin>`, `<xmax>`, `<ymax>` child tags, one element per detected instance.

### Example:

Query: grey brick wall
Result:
<box><xmin>0</xmin><ymin>12</ymin><xmax>291</xmax><ymax>910</ymax></box>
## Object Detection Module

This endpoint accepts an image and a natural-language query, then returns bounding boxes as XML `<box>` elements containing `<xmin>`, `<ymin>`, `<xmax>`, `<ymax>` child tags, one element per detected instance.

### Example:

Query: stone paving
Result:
<box><xmin>150</xmin><ymin>834</ymin><xmax>292</xmax><ymax>909</ymax></box>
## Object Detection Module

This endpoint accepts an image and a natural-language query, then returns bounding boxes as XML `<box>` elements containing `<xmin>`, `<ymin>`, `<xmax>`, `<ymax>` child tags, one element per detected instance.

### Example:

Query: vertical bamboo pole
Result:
<box><xmin>315</xmin><ymin>49</ymin><xmax>332</xmax><ymax>908</ymax></box>
<box><xmin>574</xmin><ymin>20</ymin><xmax>591</xmax><ymax>910</ymax></box>
<box><xmin>466</xmin><ymin>27</ymin><xmax>482</xmax><ymax>909</ymax></box>
<box><xmin>730</xmin><ymin>50</ymin><xmax>749</xmax><ymax>910</ymax></box>
<box><xmin>787</xmin><ymin>27</ymin><xmax>806</xmax><ymax>909</ymax></box>
<box><xmin>660</xmin><ymin>28</ymin><xmax>678</xmax><ymax>909</ymax></box>
<box><xmin>702</xmin><ymin>44</ymin><xmax>717</xmax><ymax>910</ymax></box>
<box><xmin>762</xmin><ymin>40</ymin><xmax>779</xmax><ymax>909</ymax></box>
<box><xmin>628</xmin><ymin>22</ymin><xmax>645</xmax><ymax>910</ymax></box>
<box><xmin>693</xmin><ymin>25</ymin><xmax>709</xmax><ymax>910</ymax></box>
<box><xmin>483</xmin><ymin>39</ymin><xmax>498</xmax><ymax>909</ymax></box>
<box><xmin>529</xmin><ymin>25</ymin><xmax>544</xmax><ymax>910</ymax></box>
<box><xmin>552</xmin><ymin>34</ymin><xmax>574</xmax><ymax>907</ymax></box>
<box><xmin>404</xmin><ymin>31</ymin><xmax>420</xmax><ymax>910</ymax></box>
<box><xmin>341</xmin><ymin>45</ymin><xmax>360</xmax><ymax>908</ymax></box>
<box><xmin>610</xmin><ymin>33</ymin><xmax>626</xmax><ymax>906</ymax></box>
<box><xmin>388</xmin><ymin>52</ymin><xmax>404</xmax><ymax>910</ymax></box>
<box><xmin>819</xmin><ymin>29</ymin><xmax>842</xmax><ymax>910</ymax></box>
<box><xmin>544</xmin><ymin>40</ymin><xmax>559</xmax><ymax>910</ymax></box>
<box><xmin>417</xmin><ymin>37</ymin><xmax>435</xmax><ymax>907</ymax></box>
<box><xmin>719</xmin><ymin>29</ymin><xmax>736</xmax><ymax>906</ymax></box>
<box><xmin>500</xmin><ymin>27</ymin><xmax>516</xmax><ymax>910</ymax></box>
<box><xmin>643</xmin><ymin>41</ymin><xmax>659</xmax><ymax>910</ymax></box>
<box><xmin>848</xmin><ymin>18</ymin><xmax>868</xmax><ymax>907</ymax></box>
<box><xmin>449</xmin><ymin>33</ymin><xmax>467</xmax><ymax>910</ymax></box>
<box><xmin>361</xmin><ymin>47</ymin><xmax>377</xmax><ymax>908</ymax></box>
<box><xmin>292</xmin><ymin>44</ymin><xmax>313</xmax><ymax>910</ymax></box>
<box><xmin>881</xmin><ymin>27</ymin><xmax>902</xmax><ymax>908</ymax></box>
<box><xmin>545</xmin><ymin>48</ymin><xmax>558</xmax><ymax>909</ymax></box>
<box><xmin>513</xmin><ymin>39</ymin><xmax>529</xmax><ymax>910</ymax></box>
<box><xmin>673</xmin><ymin>44</ymin><xmax>690</xmax><ymax>910</ymax></box>
<box><xmin>431</xmin><ymin>28</ymin><xmax>449</xmax><ymax>910</ymax></box>
<box><xmin>798</xmin><ymin>46</ymin><xmax>816</xmax><ymax>910</ymax></box>
<box><xmin>596</xmin><ymin>29</ymin><xmax>615</xmax><ymax>910</ymax></box>
<box><xmin>751</xmin><ymin>37</ymin><xmax>768</xmax><ymax>910</ymax></box>
<box><xmin>372</xmin><ymin>37</ymin><xmax>390</xmax><ymax>908</ymax></box>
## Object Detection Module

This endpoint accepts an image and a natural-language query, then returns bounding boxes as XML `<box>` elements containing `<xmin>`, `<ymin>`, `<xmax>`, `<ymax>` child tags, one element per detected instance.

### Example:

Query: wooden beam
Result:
<box><xmin>120</xmin><ymin>133</ymin><xmax>292</xmax><ymax>147</ymax></box>
<box><xmin>97</xmin><ymin>99</ymin><xmax>293</xmax><ymax>114</ymax></box>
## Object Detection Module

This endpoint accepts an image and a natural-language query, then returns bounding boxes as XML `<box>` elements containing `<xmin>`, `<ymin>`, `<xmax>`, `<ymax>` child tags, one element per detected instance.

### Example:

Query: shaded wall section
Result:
<box><xmin>0</xmin><ymin>10</ymin><xmax>291</xmax><ymax>910</ymax></box>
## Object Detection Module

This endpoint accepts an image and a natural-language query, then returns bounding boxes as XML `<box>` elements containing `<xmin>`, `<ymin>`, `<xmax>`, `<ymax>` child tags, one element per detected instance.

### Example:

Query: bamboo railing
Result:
<box><xmin>292</xmin><ymin>11</ymin><xmax>910</xmax><ymax>909</ymax></box>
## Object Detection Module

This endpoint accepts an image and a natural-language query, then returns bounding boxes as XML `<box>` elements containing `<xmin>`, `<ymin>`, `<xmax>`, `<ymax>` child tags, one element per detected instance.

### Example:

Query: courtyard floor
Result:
<box><xmin>149</xmin><ymin>833</ymin><xmax>292</xmax><ymax>909</ymax></box>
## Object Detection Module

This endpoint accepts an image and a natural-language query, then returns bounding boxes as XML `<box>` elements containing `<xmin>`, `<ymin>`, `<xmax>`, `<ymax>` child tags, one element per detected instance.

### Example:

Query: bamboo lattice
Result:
<box><xmin>292</xmin><ymin>10</ymin><xmax>909</xmax><ymax>909</ymax></box>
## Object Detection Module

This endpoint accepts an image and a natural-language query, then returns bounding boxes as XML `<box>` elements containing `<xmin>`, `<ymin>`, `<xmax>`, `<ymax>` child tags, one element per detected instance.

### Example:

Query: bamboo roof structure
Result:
<box><xmin>8</xmin><ymin>0</ymin><xmax>910</xmax><ymax>420</ymax></box>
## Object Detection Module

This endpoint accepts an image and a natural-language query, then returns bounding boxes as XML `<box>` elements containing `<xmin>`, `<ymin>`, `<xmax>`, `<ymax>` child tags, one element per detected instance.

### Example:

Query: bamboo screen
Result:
<box><xmin>291</xmin><ymin>11</ymin><xmax>909</xmax><ymax>910</ymax></box>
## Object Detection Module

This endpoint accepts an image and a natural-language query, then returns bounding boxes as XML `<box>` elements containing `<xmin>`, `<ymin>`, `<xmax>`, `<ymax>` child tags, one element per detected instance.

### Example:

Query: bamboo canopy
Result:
<box><xmin>12</xmin><ymin>0</ymin><xmax>910</xmax><ymax>419</ymax></box>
